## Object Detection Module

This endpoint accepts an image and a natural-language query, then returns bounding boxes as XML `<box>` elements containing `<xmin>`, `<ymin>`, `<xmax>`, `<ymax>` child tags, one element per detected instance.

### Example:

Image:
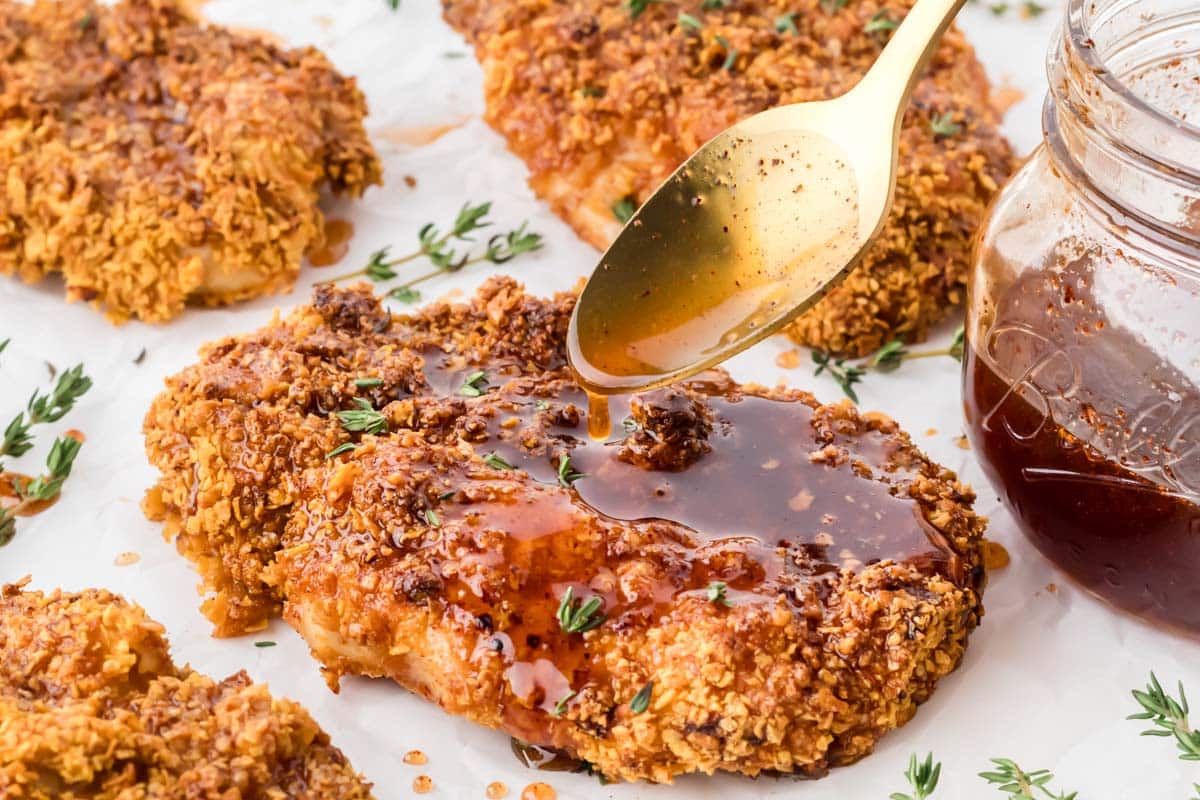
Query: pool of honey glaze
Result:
<box><xmin>418</xmin><ymin>358</ymin><xmax>962</xmax><ymax>746</ymax></box>
<box><xmin>966</xmin><ymin>347</ymin><xmax>1200</xmax><ymax>634</ymax></box>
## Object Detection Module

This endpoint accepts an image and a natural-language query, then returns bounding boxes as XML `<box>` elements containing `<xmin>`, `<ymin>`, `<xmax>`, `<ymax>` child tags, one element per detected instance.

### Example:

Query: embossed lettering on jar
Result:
<box><xmin>964</xmin><ymin>0</ymin><xmax>1200</xmax><ymax>633</ymax></box>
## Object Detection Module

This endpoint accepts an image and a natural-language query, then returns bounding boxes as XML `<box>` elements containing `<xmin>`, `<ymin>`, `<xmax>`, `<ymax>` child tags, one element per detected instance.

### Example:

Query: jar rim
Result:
<box><xmin>1064</xmin><ymin>0</ymin><xmax>1200</xmax><ymax>145</ymax></box>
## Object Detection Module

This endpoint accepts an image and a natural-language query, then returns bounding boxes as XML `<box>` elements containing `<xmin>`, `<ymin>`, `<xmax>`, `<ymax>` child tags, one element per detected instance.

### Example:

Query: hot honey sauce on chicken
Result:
<box><xmin>143</xmin><ymin>279</ymin><xmax>987</xmax><ymax>782</ymax></box>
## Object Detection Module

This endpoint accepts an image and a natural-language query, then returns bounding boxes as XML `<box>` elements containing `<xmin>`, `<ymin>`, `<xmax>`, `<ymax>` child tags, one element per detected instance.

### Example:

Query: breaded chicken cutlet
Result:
<box><xmin>0</xmin><ymin>0</ymin><xmax>381</xmax><ymax>323</ymax></box>
<box><xmin>0</xmin><ymin>581</ymin><xmax>374</xmax><ymax>799</ymax></box>
<box><xmin>143</xmin><ymin>278</ymin><xmax>987</xmax><ymax>783</ymax></box>
<box><xmin>442</xmin><ymin>0</ymin><xmax>1016</xmax><ymax>356</ymax></box>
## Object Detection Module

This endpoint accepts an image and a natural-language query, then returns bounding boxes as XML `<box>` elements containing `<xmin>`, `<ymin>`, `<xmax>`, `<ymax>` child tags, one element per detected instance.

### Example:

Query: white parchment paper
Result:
<box><xmin>1</xmin><ymin>1</ymin><xmax>1196</xmax><ymax>797</ymax></box>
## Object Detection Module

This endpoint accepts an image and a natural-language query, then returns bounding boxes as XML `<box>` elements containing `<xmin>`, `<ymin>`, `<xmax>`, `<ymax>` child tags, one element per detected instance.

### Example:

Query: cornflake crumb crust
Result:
<box><xmin>0</xmin><ymin>0</ymin><xmax>381</xmax><ymax>322</ymax></box>
<box><xmin>0</xmin><ymin>581</ymin><xmax>374</xmax><ymax>799</ymax></box>
<box><xmin>143</xmin><ymin>279</ymin><xmax>987</xmax><ymax>783</ymax></box>
<box><xmin>441</xmin><ymin>0</ymin><xmax>1016</xmax><ymax>356</ymax></box>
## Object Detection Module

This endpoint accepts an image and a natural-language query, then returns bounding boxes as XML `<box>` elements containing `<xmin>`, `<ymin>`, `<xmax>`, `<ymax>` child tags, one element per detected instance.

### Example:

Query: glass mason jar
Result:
<box><xmin>964</xmin><ymin>0</ymin><xmax>1200</xmax><ymax>634</ymax></box>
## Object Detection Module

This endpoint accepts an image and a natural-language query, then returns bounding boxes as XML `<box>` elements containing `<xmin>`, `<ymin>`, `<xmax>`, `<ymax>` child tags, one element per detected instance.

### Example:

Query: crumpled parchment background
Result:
<box><xmin>1</xmin><ymin>1</ymin><xmax>1196</xmax><ymax>797</ymax></box>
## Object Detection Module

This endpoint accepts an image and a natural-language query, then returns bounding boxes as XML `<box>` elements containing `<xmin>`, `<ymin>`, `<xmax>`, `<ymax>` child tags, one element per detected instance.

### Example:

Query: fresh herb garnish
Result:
<box><xmin>133</xmin><ymin>348</ymin><xmax>147</xmax><ymax>365</ymax></box>
<box><xmin>354</xmin><ymin>377</ymin><xmax>384</xmax><ymax>389</ymax></box>
<box><xmin>557</xmin><ymin>586</ymin><xmax>605</xmax><ymax>634</ymax></box>
<box><xmin>458</xmin><ymin>370</ymin><xmax>489</xmax><ymax>397</ymax></box>
<box><xmin>930</xmin><ymin>111</ymin><xmax>963</xmax><ymax>137</ymax></box>
<box><xmin>865</xmin><ymin>9</ymin><xmax>899</xmax><ymax>33</ymax></box>
<box><xmin>483</xmin><ymin>452</ymin><xmax>515</xmax><ymax>470</ymax></box>
<box><xmin>715</xmin><ymin>34</ymin><xmax>738</xmax><ymax>70</ymax></box>
<box><xmin>437</xmin><ymin>489</ymin><xmax>456</xmax><ymax>501</ymax></box>
<box><xmin>1021</xmin><ymin>1</ymin><xmax>1046</xmax><ymax>16</ymax></box>
<box><xmin>775</xmin><ymin>12</ymin><xmax>799</xmax><ymax>34</ymax></box>
<box><xmin>891</xmin><ymin>752</ymin><xmax>941</xmax><ymax>800</ymax></box>
<box><xmin>706</xmin><ymin>580</ymin><xmax>732</xmax><ymax>607</ymax></box>
<box><xmin>0</xmin><ymin>338</ymin><xmax>8</xmax><ymax>356</ymax></box>
<box><xmin>1129</xmin><ymin>672</ymin><xmax>1200</xmax><ymax>761</ymax></box>
<box><xmin>389</xmin><ymin>286</ymin><xmax>422</xmax><ymax>304</ymax></box>
<box><xmin>335</xmin><ymin>398</ymin><xmax>388</xmax><ymax>435</ymax></box>
<box><xmin>678</xmin><ymin>11</ymin><xmax>703</xmax><ymax>31</ymax></box>
<box><xmin>821</xmin><ymin>0</ymin><xmax>848</xmax><ymax>12</ymax></box>
<box><xmin>255</xmin><ymin>640</ymin><xmax>277</xmax><ymax>648</ymax></box>
<box><xmin>385</xmin><ymin>0</ymin><xmax>399</xmax><ymax>9</ymax></box>
<box><xmin>2</xmin><ymin>364</ymin><xmax>93</xmax><ymax>460</ymax></box>
<box><xmin>579</xmin><ymin>85</ymin><xmax>606</xmax><ymax>98</ymax></box>
<box><xmin>621</xmin><ymin>415</ymin><xmax>641</xmax><ymax>434</ymax></box>
<box><xmin>701</xmin><ymin>0</ymin><xmax>725</xmax><ymax>8</ymax></box>
<box><xmin>19</xmin><ymin>435</ymin><xmax>83</xmax><ymax>502</ymax></box>
<box><xmin>812</xmin><ymin>350</ymin><xmax>866</xmax><ymax>402</ymax></box>
<box><xmin>326</xmin><ymin>442</ymin><xmax>358</xmax><ymax>460</ymax></box>
<box><xmin>978</xmin><ymin>759</ymin><xmax>1077</xmax><ymax>800</ymax></box>
<box><xmin>557</xmin><ymin>454</ymin><xmax>584</xmax><ymax>488</ymax></box>
<box><xmin>535</xmin><ymin>399</ymin><xmax>551</xmax><ymax>411</ymax></box>
<box><xmin>323</xmin><ymin>202</ymin><xmax>542</xmax><ymax>298</ymax></box>
<box><xmin>612</xmin><ymin>197</ymin><xmax>637</xmax><ymax>224</ymax></box>
<box><xmin>871</xmin><ymin>324</ymin><xmax>966</xmax><ymax>373</ymax></box>
<box><xmin>629</xmin><ymin>681</ymin><xmax>653</xmax><ymax>714</ymax></box>
<box><xmin>424</xmin><ymin>508</ymin><xmax>441</xmax><ymax>527</ymax></box>
<box><xmin>625</xmin><ymin>0</ymin><xmax>661</xmax><ymax>19</ymax></box>
<box><xmin>551</xmin><ymin>689</ymin><xmax>576</xmax><ymax>717</ymax></box>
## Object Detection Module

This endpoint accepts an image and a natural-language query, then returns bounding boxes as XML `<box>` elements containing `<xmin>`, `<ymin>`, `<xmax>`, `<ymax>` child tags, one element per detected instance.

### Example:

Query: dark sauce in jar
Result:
<box><xmin>964</xmin><ymin>252</ymin><xmax>1200</xmax><ymax>634</ymax></box>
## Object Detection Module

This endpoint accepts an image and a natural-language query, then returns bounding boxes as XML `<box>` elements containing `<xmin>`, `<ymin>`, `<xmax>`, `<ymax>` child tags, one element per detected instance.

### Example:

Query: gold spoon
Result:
<box><xmin>568</xmin><ymin>0</ymin><xmax>967</xmax><ymax>396</ymax></box>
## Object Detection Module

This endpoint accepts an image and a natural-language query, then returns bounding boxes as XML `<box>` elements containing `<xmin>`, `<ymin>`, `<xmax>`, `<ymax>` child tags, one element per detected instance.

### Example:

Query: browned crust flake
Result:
<box><xmin>0</xmin><ymin>0</ymin><xmax>381</xmax><ymax>322</ymax></box>
<box><xmin>441</xmin><ymin>0</ymin><xmax>1016</xmax><ymax>355</ymax></box>
<box><xmin>0</xmin><ymin>581</ymin><xmax>374</xmax><ymax>799</ymax></box>
<box><xmin>143</xmin><ymin>279</ymin><xmax>987</xmax><ymax>783</ymax></box>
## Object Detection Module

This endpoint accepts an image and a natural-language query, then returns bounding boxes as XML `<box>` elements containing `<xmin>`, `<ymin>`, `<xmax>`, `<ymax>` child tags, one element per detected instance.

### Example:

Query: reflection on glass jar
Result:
<box><xmin>964</xmin><ymin>0</ymin><xmax>1200</xmax><ymax>633</ymax></box>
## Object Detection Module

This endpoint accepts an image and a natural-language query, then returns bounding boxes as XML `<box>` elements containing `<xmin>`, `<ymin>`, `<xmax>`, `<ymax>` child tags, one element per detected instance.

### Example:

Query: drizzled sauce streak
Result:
<box><xmin>308</xmin><ymin>219</ymin><xmax>355</xmax><ymax>267</ymax></box>
<box><xmin>585</xmin><ymin>391</ymin><xmax>610</xmax><ymax>440</ymax></box>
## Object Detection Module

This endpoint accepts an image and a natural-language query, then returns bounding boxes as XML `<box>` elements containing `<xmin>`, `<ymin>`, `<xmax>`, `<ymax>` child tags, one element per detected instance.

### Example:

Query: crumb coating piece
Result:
<box><xmin>0</xmin><ymin>0</ymin><xmax>381</xmax><ymax>322</ymax></box>
<box><xmin>143</xmin><ymin>279</ymin><xmax>988</xmax><ymax>782</ymax></box>
<box><xmin>0</xmin><ymin>582</ymin><xmax>374</xmax><ymax>799</ymax></box>
<box><xmin>441</xmin><ymin>0</ymin><xmax>1016</xmax><ymax>355</ymax></box>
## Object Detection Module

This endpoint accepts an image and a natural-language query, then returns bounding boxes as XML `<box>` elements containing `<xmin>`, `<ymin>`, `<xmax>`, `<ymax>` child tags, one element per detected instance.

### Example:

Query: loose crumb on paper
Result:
<box><xmin>114</xmin><ymin>551</ymin><xmax>141</xmax><ymax>567</ymax></box>
<box><xmin>774</xmin><ymin>349</ymin><xmax>802</xmax><ymax>369</ymax></box>
<box><xmin>925</xmin><ymin>427</ymin><xmax>939</xmax><ymax>436</ymax></box>
<box><xmin>1046</xmin><ymin>582</ymin><xmax>1058</xmax><ymax>594</ymax></box>
<box><xmin>955</xmin><ymin>434</ymin><xmax>972</xmax><ymax>450</ymax></box>
<box><xmin>403</xmin><ymin>750</ymin><xmax>428</xmax><ymax>766</ymax></box>
<box><xmin>412</xmin><ymin>775</ymin><xmax>434</xmax><ymax>793</ymax></box>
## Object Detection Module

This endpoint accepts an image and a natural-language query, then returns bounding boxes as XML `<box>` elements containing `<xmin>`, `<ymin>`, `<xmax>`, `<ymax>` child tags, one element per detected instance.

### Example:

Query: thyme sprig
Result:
<box><xmin>322</xmin><ymin>202</ymin><xmax>542</xmax><ymax>304</ymax></box>
<box><xmin>891</xmin><ymin>752</ymin><xmax>941</xmax><ymax>800</ymax></box>
<box><xmin>1</xmin><ymin>364</ymin><xmax>92</xmax><ymax>460</ymax></box>
<box><xmin>706</xmin><ymin>580</ymin><xmax>732</xmax><ymax>607</ymax></box>
<box><xmin>813</xmin><ymin>323</ymin><xmax>964</xmax><ymax>401</ymax></box>
<box><xmin>1129</xmin><ymin>672</ymin><xmax>1200</xmax><ymax>761</ymax></box>
<box><xmin>931</xmin><ymin>111</ymin><xmax>964</xmax><ymax>137</ymax></box>
<box><xmin>557</xmin><ymin>585</ymin><xmax>605</xmax><ymax>634</ymax></box>
<box><xmin>0</xmin><ymin>433</ymin><xmax>85</xmax><ymax>547</ymax></box>
<box><xmin>629</xmin><ymin>681</ymin><xmax>653</xmax><ymax>714</ymax></box>
<box><xmin>979</xmin><ymin>759</ymin><xmax>1078</xmax><ymax>800</ymax></box>
<box><xmin>812</xmin><ymin>350</ymin><xmax>866</xmax><ymax>402</ymax></box>
<box><xmin>557</xmin><ymin>454</ymin><xmax>584</xmax><ymax>487</ymax></box>
<box><xmin>335</xmin><ymin>398</ymin><xmax>388</xmax><ymax>435</ymax></box>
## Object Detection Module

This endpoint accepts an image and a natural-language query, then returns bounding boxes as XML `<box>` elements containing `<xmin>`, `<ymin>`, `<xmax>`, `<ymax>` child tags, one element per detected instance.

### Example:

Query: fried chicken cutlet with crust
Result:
<box><xmin>143</xmin><ymin>278</ymin><xmax>988</xmax><ymax>783</ymax></box>
<box><xmin>0</xmin><ymin>581</ymin><xmax>374</xmax><ymax>799</ymax></box>
<box><xmin>0</xmin><ymin>0</ymin><xmax>381</xmax><ymax>323</ymax></box>
<box><xmin>442</xmin><ymin>0</ymin><xmax>1016</xmax><ymax>356</ymax></box>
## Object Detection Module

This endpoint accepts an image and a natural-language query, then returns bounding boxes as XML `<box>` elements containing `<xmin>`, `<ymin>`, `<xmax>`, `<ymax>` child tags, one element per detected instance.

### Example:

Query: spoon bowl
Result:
<box><xmin>568</xmin><ymin>0</ymin><xmax>966</xmax><ymax>395</ymax></box>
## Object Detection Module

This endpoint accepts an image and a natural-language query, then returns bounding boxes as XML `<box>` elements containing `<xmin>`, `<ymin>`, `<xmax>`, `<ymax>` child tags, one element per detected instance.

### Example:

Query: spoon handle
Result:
<box><xmin>849</xmin><ymin>0</ymin><xmax>968</xmax><ymax>122</ymax></box>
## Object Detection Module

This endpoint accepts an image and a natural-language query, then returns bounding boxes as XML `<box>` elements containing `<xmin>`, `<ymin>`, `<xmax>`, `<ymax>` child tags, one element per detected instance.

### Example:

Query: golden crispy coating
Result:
<box><xmin>0</xmin><ymin>581</ymin><xmax>374</xmax><ymax>799</ymax></box>
<box><xmin>0</xmin><ymin>0</ymin><xmax>381</xmax><ymax>322</ymax></box>
<box><xmin>442</xmin><ymin>0</ymin><xmax>1016</xmax><ymax>355</ymax></box>
<box><xmin>143</xmin><ymin>278</ymin><xmax>988</xmax><ymax>783</ymax></box>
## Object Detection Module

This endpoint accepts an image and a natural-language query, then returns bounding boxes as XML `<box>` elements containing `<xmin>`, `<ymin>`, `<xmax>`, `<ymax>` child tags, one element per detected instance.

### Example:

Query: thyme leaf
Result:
<box><xmin>557</xmin><ymin>586</ymin><xmax>605</xmax><ymax>634</ymax></box>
